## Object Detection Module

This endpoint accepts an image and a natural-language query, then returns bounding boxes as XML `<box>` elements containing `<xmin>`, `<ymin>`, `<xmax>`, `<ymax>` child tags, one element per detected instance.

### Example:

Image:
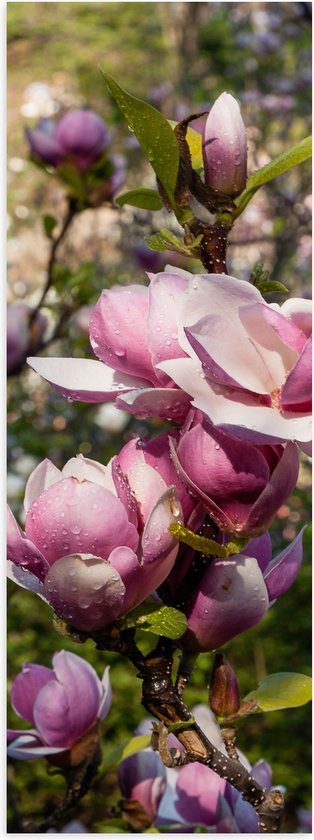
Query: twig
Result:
<box><xmin>30</xmin><ymin>197</ymin><xmax>78</xmax><ymax>322</ymax></box>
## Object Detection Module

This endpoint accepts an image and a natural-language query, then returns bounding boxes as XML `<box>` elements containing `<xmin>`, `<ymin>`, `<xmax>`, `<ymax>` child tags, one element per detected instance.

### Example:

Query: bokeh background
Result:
<box><xmin>7</xmin><ymin>2</ymin><xmax>311</xmax><ymax>833</ymax></box>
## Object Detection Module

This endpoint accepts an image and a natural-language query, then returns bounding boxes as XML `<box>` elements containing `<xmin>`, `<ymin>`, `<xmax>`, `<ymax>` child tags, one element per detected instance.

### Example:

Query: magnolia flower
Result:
<box><xmin>7</xmin><ymin>454</ymin><xmax>182</xmax><ymax>632</ymax></box>
<box><xmin>28</xmin><ymin>269</ymin><xmax>312</xmax><ymax>448</ymax></box>
<box><xmin>202</xmin><ymin>91</ymin><xmax>247</xmax><ymax>196</ymax></box>
<box><xmin>25</xmin><ymin>109</ymin><xmax>110</xmax><ymax>170</ymax></box>
<box><xmin>7</xmin><ymin>650</ymin><xmax>111</xmax><ymax>762</ymax></box>
<box><xmin>181</xmin><ymin>530</ymin><xmax>304</xmax><ymax>651</ymax></box>
<box><xmin>169</xmin><ymin>412</ymin><xmax>300</xmax><ymax>536</ymax></box>
<box><xmin>119</xmin><ymin>705</ymin><xmax>271</xmax><ymax>832</ymax></box>
<box><xmin>7</xmin><ymin>304</ymin><xmax>47</xmax><ymax>374</ymax></box>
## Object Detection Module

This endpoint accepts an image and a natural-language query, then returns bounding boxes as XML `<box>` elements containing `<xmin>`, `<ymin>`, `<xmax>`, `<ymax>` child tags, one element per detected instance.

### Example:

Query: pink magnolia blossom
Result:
<box><xmin>202</xmin><ymin>92</ymin><xmax>247</xmax><ymax>196</ymax></box>
<box><xmin>169</xmin><ymin>412</ymin><xmax>300</xmax><ymax>536</ymax></box>
<box><xmin>180</xmin><ymin>530</ymin><xmax>304</xmax><ymax>651</ymax></box>
<box><xmin>28</xmin><ymin>269</ymin><xmax>312</xmax><ymax>448</ymax></box>
<box><xmin>7</xmin><ymin>454</ymin><xmax>182</xmax><ymax>632</ymax></box>
<box><xmin>7</xmin><ymin>650</ymin><xmax>111</xmax><ymax>760</ymax></box>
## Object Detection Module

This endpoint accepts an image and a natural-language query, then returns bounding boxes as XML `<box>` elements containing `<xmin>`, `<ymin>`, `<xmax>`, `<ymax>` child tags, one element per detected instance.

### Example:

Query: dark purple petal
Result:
<box><xmin>245</xmin><ymin>441</ymin><xmax>299</xmax><ymax>535</ymax></box>
<box><xmin>263</xmin><ymin>528</ymin><xmax>304</xmax><ymax>601</ymax></box>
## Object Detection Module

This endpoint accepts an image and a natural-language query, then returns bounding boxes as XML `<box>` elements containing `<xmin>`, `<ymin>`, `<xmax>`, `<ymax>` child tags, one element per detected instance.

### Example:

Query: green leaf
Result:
<box><xmin>250</xmin><ymin>260</ymin><xmax>288</xmax><ymax>295</ymax></box>
<box><xmin>169</xmin><ymin>523</ymin><xmax>229</xmax><ymax>557</ymax></box>
<box><xmin>121</xmin><ymin>734</ymin><xmax>151</xmax><ymax>760</ymax></box>
<box><xmin>145</xmin><ymin>227</ymin><xmax>202</xmax><ymax>256</ymax></box>
<box><xmin>43</xmin><ymin>214</ymin><xmax>57</xmax><ymax>238</ymax></box>
<box><xmin>115</xmin><ymin>188</ymin><xmax>163</xmax><ymax>211</ymax></box>
<box><xmin>244</xmin><ymin>672</ymin><xmax>312</xmax><ymax>712</ymax></box>
<box><xmin>118</xmin><ymin>602</ymin><xmax>187</xmax><ymax>639</ymax></box>
<box><xmin>255</xmin><ymin>280</ymin><xmax>288</xmax><ymax>295</ymax></box>
<box><xmin>99</xmin><ymin>71</ymin><xmax>179</xmax><ymax>206</ymax></box>
<box><xmin>235</xmin><ymin>135</ymin><xmax>312</xmax><ymax>215</ymax></box>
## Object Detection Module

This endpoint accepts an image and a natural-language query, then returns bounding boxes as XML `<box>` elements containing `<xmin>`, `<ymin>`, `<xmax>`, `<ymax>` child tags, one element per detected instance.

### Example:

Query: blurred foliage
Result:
<box><xmin>7</xmin><ymin>1</ymin><xmax>311</xmax><ymax>834</ymax></box>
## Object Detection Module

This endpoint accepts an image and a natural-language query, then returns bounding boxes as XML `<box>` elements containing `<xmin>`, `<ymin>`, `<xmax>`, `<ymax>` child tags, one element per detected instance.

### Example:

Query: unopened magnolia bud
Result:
<box><xmin>209</xmin><ymin>653</ymin><xmax>240</xmax><ymax>717</ymax></box>
<box><xmin>202</xmin><ymin>92</ymin><xmax>247</xmax><ymax>196</ymax></box>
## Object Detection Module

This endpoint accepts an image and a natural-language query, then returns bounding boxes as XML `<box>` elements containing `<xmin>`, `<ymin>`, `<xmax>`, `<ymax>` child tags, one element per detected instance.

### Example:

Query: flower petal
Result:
<box><xmin>61</xmin><ymin>454</ymin><xmax>111</xmax><ymax>488</ymax></box>
<box><xmin>7</xmin><ymin>732</ymin><xmax>66</xmax><ymax>760</ymax></box>
<box><xmin>7</xmin><ymin>506</ymin><xmax>49</xmax><ymax>582</ymax></box>
<box><xmin>11</xmin><ymin>663</ymin><xmax>54</xmax><ymax>725</ymax></box>
<box><xmin>147</xmin><ymin>272</ymin><xmax>188</xmax><ymax>383</ymax></box>
<box><xmin>159</xmin><ymin>357</ymin><xmax>312</xmax><ymax>444</ymax></box>
<box><xmin>89</xmin><ymin>286</ymin><xmax>156</xmax><ymax>382</ymax></box>
<box><xmin>34</xmin><ymin>680</ymin><xmax>74</xmax><ymax>747</ymax></box>
<box><xmin>24</xmin><ymin>459</ymin><xmax>62</xmax><ymax>512</ymax></box>
<box><xmin>263</xmin><ymin>528</ymin><xmax>304</xmax><ymax>601</ymax></box>
<box><xmin>185</xmin><ymin>556</ymin><xmax>269</xmax><ymax>651</ymax></box>
<box><xmin>98</xmin><ymin>666</ymin><xmax>112</xmax><ymax>720</ymax></box>
<box><xmin>119</xmin><ymin>751</ymin><xmax>167</xmax><ymax>820</ymax></box>
<box><xmin>27</xmin><ymin>356</ymin><xmax>151</xmax><ymax>403</ymax></box>
<box><xmin>43</xmin><ymin>553</ymin><xmax>126</xmax><ymax>631</ymax></box>
<box><xmin>25</xmin><ymin>478</ymin><xmax>139</xmax><ymax>565</ymax></box>
<box><xmin>175</xmin><ymin>763</ymin><xmax>226</xmax><ymax>825</ymax></box>
<box><xmin>116</xmin><ymin>386</ymin><xmax>192</xmax><ymax>422</ymax></box>
<box><xmin>51</xmin><ymin>650</ymin><xmax>102</xmax><ymax>737</ymax></box>
<box><xmin>280</xmin><ymin>336</ymin><xmax>312</xmax><ymax>409</ymax></box>
<box><xmin>245</xmin><ymin>441</ymin><xmax>299</xmax><ymax>535</ymax></box>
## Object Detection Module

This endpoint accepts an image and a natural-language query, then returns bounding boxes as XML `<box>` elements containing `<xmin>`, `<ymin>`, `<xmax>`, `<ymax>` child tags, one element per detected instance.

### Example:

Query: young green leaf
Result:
<box><xmin>169</xmin><ymin>523</ymin><xmax>229</xmax><ymax>557</ymax></box>
<box><xmin>99</xmin><ymin>71</ymin><xmax>179</xmax><ymax>206</ymax></box>
<box><xmin>121</xmin><ymin>734</ymin><xmax>151</xmax><ymax>760</ymax></box>
<box><xmin>235</xmin><ymin>135</ymin><xmax>312</xmax><ymax>216</ymax></box>
<box><xmin>118</xmin><ymin>602</ymin><xmax>187</xmax><ymax>639</ymax></box>
<box><xmin>145</xmin><ymin>227</ymin><xmax>202</xmax><ymax>256</ymax></box>
<box><xmin>115</xmin><ymin>188</ymin><xmax>163</xmax><ymax>211</ymax></box>
<box><xmin>244</xmin><ymin>672</ymin><xmax>312</xmax><ymax>712</ymax></box>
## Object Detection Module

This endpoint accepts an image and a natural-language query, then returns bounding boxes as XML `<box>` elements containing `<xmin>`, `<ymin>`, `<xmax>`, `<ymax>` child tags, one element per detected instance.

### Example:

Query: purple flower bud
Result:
<box><xmin>209</xmin><ymin>653</ymin><xmax>240</xmax><ymax>717</ymax></box>
<box><xmin>7</xmin><ymin>453</ymin><xmax>182</xmax><ymax>631</ymax></box>
<box><xmin>7</xmin><ymin>305</ymin><xmax>47</xmax><ymax>374</ymax></box>
<box><xmin>26</xmin><ymin>109</ymin><xmax>111</xmax><ymax>171</ymax></box>
<box><xmin>202</xmin><ymin>92</ymin><xmax>247</xmax><ymax>196</ymax></box>
<box><xmin>7</xmin><ymin>651</ymin><xmax>111</xmax><ymax>762</ymax></box>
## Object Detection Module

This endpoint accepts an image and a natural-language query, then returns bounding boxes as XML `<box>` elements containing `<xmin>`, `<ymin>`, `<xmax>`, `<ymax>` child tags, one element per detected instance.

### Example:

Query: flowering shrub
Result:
<box><xmin>7</xmin><ymin>51</ymin><xmax>312</xmax><ymax>834</ymax></box>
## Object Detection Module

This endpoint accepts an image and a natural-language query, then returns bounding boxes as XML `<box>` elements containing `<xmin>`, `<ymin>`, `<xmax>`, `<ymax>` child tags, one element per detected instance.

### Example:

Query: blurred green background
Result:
<box><xmin>7</xmin><ymin>2</ymin><xmax>311</xmax><ymax>833</ymax></box>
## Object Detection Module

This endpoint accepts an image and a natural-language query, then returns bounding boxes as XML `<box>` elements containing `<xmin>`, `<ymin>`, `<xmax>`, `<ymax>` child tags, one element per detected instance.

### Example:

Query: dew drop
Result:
<box><xmin>70</xmin><ymin>524</ymin><xmax>82</xmax><ymax>535</ymax></box>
